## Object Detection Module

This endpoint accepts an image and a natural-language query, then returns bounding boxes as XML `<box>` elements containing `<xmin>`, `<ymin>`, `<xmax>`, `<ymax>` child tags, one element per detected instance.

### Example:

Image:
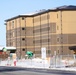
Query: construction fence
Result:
<box><xmin>50</xmin><ymin>55</ymin><xmax>76</xmax><ymax>68</ymax></box>
<box><xmin>0</xmin><ymin>55</ymin><xmax>76</xmax><ymax>68</ymax></box>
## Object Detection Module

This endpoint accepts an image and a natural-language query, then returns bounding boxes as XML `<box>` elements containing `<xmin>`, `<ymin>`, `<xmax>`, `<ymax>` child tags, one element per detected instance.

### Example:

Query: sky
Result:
<box><xmin>0</xmin><ymin>0</ymin><xmax>76</xmax><ymax>46</ymax></box>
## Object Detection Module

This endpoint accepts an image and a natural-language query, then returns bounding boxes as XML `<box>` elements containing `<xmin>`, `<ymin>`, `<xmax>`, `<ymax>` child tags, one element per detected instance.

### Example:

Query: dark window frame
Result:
<box><xmin>22</xmin><ymin>17</ymin><xmax>25</xmax><ymax>20</ymax></box>
<box><xmin>22</xmin><ymin>48</ymin><xmax>25</xmax><ymax>51</ymax></box>
<box><xmin>22</xmin><ymin>38</ymin><xmax>25</xmax><ymax>40</ymax></box>
<box><xmin>22</xmin><ymin>27</ymin><xmax>25</xmax><ymax>30</ymax></box>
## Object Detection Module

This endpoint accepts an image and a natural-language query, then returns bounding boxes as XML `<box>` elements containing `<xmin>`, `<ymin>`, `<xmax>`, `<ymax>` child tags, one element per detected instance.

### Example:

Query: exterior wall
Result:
<box><xmin>6</xmin><ymin>10</ymin><xmax>76</xmax><ymax>58</ymax></box>
<box><xmin>49</xmin><ymin>12</ymin><xmax>58</xmax><ymax>56</ymax></box>
<box><xmin>61</xmin><ymin>10</ymin><xmax>76</xmax><ymax>55</ymax></box>
<box><xmin>33</xmin><ymin>15</ymin><xmax>41</xmax><ymax>57</ymax></box>
<box><xmin>49</xmin><ymin>11</ymin><xmax>76</xmax><ymax>56</ymax></box>
<box><xmin>33</xmin><ymin>13</ymin><xmax>51</xmax><ymax>57</ymax></box>
<box><xmin>26</xmin><ymin>17</ymin><xmax>34</xmax><ymax>53</ymax></box>
<box><xmin>6</xmin><ymin>17</ymin><xmax>27</xmax><ymax>58</ymax></box>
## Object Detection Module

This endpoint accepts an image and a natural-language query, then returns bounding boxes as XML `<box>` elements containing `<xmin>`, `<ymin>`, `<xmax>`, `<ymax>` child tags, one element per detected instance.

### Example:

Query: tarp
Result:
<box><xmin>26</xmin><ymin>51</ymin><xmax>33</xmax><ymax>58</ymax></box>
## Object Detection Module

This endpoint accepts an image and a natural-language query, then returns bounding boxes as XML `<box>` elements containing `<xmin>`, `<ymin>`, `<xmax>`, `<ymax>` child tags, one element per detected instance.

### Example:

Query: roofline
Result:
<box><xmin>32</xmin><ymin>9</ymin><xmax>51</xmax><ymax>16</ymax></box>
<box><xmin>28</xmin><ymin>9</ymin><xmax>76</xmax><ymax>16</ymax></box>
<box><xmin>5</xmin><ymin>7</ymin><xmax>76</xmax><ymax>22</ymax></box>
<box><xmin>5</xmin><ymin>15</ymin><xmax>32</xmax><ymax>22</ymax></box>
<box><xmin>5</xmin><ymin>9</ymin><xmax>54</xmax><ymax>22</ymax></box>
<box><xmin>31</xmin><ymin>8</ymin><xmax>76</xmax><ymax>16</ymax></box>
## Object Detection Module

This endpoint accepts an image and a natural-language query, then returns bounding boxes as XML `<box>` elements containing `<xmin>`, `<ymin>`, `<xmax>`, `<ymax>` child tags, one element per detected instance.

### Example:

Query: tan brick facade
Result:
<box><xmin>5</xmin><ymin>6</ymin><xmax>76</xmax><ymax>58</ymax></box>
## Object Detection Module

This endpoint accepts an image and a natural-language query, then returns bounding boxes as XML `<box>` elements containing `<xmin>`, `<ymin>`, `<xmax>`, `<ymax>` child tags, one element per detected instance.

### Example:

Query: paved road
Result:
<box><xmin>0</xmin><ymin>66</ymin><xmax>76</xmax><ymax>75</ymax></box>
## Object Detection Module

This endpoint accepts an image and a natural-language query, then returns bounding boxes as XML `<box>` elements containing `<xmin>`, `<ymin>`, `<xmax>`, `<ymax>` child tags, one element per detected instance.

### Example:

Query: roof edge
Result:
<box><xmin>5</xmin><ymin>5</ymin><xmax>76</xmax><ymax>22</ymax></box>
<box><xmin>5</xmin><ymin>15</ymin><xmax>32</xmax><ymax>22</ymax></box>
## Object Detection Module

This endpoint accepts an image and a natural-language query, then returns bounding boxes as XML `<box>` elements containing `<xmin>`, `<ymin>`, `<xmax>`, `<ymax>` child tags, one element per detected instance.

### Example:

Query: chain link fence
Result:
<box><xmin>0</xmin><ymin>55</ymin><xmax>76</xmax><ymax>68</ymax></box>
<box><xmin>50</xmin><ymin>55</ymin><xmax>76</xmax><ymax>68</ymax></box>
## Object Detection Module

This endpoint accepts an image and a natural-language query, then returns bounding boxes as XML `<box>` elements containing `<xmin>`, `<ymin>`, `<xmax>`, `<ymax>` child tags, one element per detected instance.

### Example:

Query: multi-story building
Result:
<box><xmin>5</xmin><ymin>15</ymin><xmax>34</xmax><ymax>58</ymax></box>
<box><xmin>5</xmin><ymin>5</ymin><xmax>76</xmax><ymax>58</ymax></box>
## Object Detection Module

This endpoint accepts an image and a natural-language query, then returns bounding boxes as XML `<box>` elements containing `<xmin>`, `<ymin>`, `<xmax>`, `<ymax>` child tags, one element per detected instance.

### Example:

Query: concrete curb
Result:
<box><xmin>14</xmin><ymin>66</ymin><xmax>76</xmax><ymax>73</ymax></box>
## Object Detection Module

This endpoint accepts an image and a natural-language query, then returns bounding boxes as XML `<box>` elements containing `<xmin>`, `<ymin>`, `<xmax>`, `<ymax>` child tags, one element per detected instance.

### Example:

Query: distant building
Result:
<box><xmin>5</xmin><ymin>5</ymin><xmax>76</xmax><ymax>58</ymax></box>
<box><xmin>0</xmin><ymin>46</ymin><xmax>16</xmax><ymax>59</ymax></box>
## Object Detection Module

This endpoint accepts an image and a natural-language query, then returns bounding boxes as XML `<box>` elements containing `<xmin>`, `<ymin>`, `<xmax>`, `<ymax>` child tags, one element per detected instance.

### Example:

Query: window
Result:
<box><xmin>22</xmin><ymin>27</ymin><xmax>25</xmax><ymax>30</ymax></box>
<box><xmin>22</xmin><ymin>38</ymin><xmax>25</xmax><ymax>40</ymax></box>
<box><xmin>12</xmin><ymin>21</ymin><xmax>14</xmax><ymax>28</ymax></box>
<box><xmin>22</xmin><ymin>48</ymin><xmax>25</xmax><ymax>51</ymax></box>
<box><xmin>22</xmin><ymin>17</ymin><xmax>24</xmax><ymax>20</ymax></box>
<box><xmin>57</xmin><ymin>14</ymin><xmax>58</xmax><ymax>18</ymax></box>
<box><xmin>57</xmin><ymin>26</ymin><xmax>59</xmax><ymax>30</ymax></box>
<box><xmin>12</xmin><ymin>32</ymin><xmax>15</xmax><ymax>37</ymax></box>
<box><xmin>57</xmin><ymin>37</ymin><xmax>59</xmax><ymax>42</ymax></box>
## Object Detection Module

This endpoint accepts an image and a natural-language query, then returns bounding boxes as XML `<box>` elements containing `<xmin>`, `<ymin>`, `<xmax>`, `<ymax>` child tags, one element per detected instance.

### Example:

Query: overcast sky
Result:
<box><xmin>0</xmin><ymin>0</ymin><xmax>76</xmax><ymax>46</ymax></box>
